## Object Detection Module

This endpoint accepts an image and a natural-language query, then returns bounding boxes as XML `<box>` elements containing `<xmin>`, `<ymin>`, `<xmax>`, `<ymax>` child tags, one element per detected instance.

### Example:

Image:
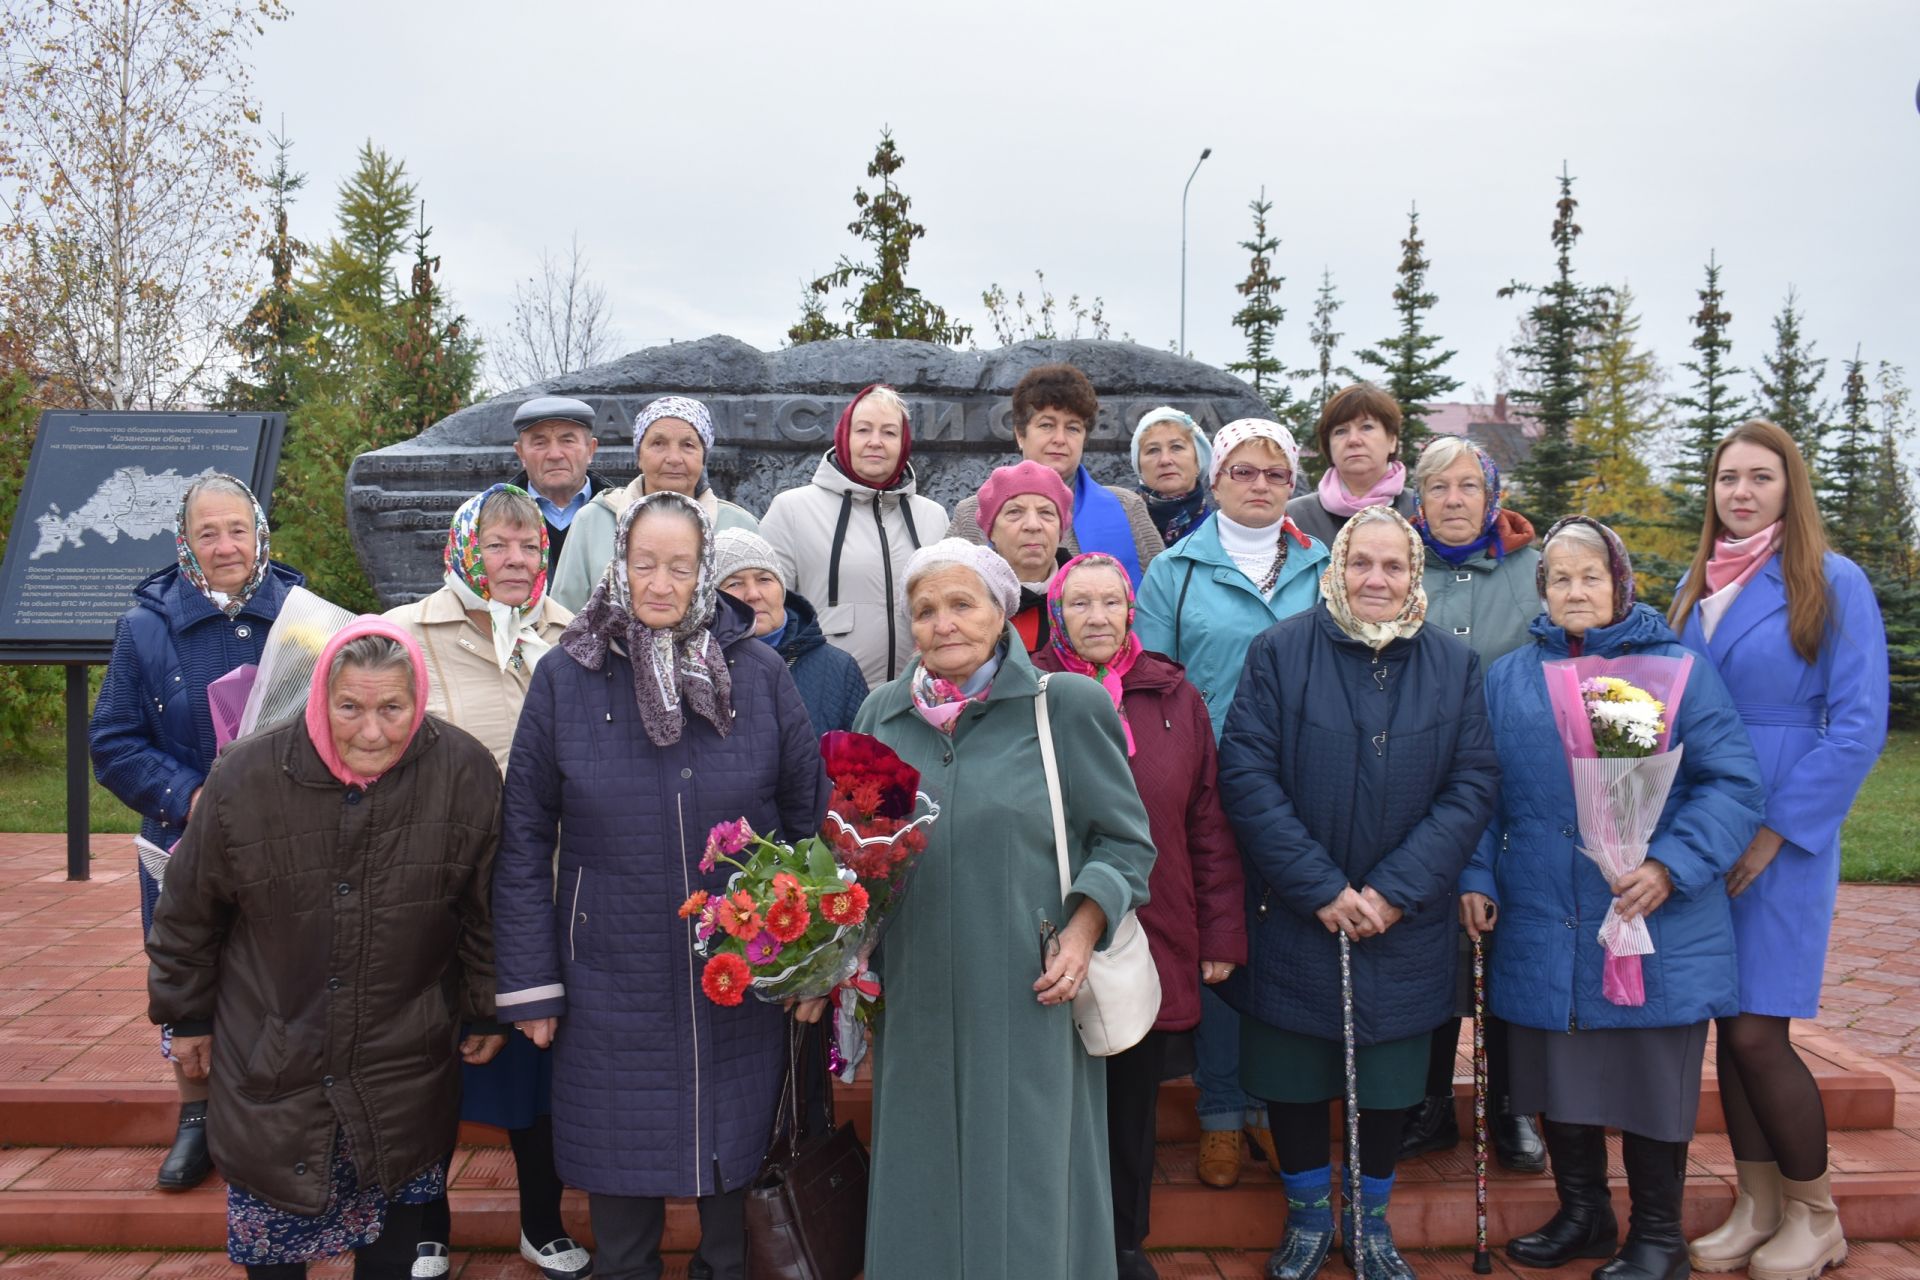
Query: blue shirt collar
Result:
<box><xmin>532</xmin><ymin>476</ymin><xmax>594</xmax><ymax>529</ymax></box>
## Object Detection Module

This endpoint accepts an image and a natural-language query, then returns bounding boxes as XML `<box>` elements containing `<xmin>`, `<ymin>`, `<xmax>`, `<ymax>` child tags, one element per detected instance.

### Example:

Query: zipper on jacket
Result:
<box><xmin>676</xmin><ymin>793</ymin><xmax>706</xmax><ymax>1194</ymax></box>
<box><xmin>873</xmin><ymin>500</ymin><xmax>898</xmax><ymax>680</ymax></box>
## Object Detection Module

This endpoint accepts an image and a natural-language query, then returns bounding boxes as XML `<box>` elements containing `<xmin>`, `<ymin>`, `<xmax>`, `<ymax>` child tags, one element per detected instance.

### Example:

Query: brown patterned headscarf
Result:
<box><xmin>1318</xmin><ymin>504</ymin><xmax>1429</xmax><ymax>650</ymax></box>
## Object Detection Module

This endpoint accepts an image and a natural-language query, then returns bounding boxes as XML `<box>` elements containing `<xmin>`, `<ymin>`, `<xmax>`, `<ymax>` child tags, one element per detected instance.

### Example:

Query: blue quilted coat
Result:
<box><xmin>91</xmin><ymin>563</ymin><xmax>305</xmax><ymax>869</ymax></box>
<box><xmin>1217</xmin><ymin>604</ymin><xmax>1500</xmax><ymax>1046</ymax></box>
<box><xmin>769</xmin><ymin>591</ymin><xmax>869</xmax><ymax>736</ymax></box>
<box><xmin>492</xmin><ymin>593</ymin><xmax>830</xmax><ymax>1198</ymax></box>
<box><xmin>1459</xmin><ymin>604</ymin><xmax>1765</xmax><ymax>1033</ymax></box>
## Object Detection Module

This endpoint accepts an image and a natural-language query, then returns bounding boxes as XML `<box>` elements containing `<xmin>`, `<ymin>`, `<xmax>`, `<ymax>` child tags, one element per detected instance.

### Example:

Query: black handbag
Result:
<box><xmin>744</xmin><ymin>1022</ymin><xmax>869</xmax><ymax>1280</ymax></box>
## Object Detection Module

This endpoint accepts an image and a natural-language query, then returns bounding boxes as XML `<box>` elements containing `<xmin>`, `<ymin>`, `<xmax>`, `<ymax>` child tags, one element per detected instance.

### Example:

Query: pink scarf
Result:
<box><xmin>1044</xmin><ymin>552</ymin><xmax>1142</xmax><ymax>755</ymax></box>
<box><xmin>1704</xmin><ymin>522</ymin><xmax>1781</xmax><ymax>594</ymax></box>
<box><xmin>304</xmin><ymin>616</ymin><xmax>431</xmax><ymax>788</ymax></box>
<box><xmin>1318</xmin><ymin>459</ymin><xmax>1406</xmax><ymax>518</ymax></box>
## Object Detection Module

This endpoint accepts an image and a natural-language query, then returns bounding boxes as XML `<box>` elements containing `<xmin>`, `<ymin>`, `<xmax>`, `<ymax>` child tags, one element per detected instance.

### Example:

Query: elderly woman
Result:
<box><xmin>1131</xmin><ymin>405</ymin><xmax>1215</xmax><ymax>545</ymax></box>
<box><xmin>1399</xmin><ymin>437</ymin><xmax>1547</xmax><ymax>1171</ymax></box>
<box><xmin>713</xmin><ymin>527</ymin><xmax>869</xmax><ymax>735</ymax></box>
<box><xmin>492</xmin><ymin>492</ymin><xmax>828</xmax><ymax>1280</ymax></box>
<box><xmin>854</xmin><ymin>538</ymin><xmax>1155</xmax><ymax>1280</ymax></box>
<box><xmin>1134</xmin><ymin>418</ymin><xmax>1329</xmax><ymax>1187</ymax></box>
<box><xmin>90</xmin><ymin>473</ymin><xmax>305</xmax><ymax>1191</ymax></box>
<box><xmin>1219</xmin><ymin>506</ymin><xmax>1499</xmax><ymax>1280</ymax></box>
<box><xmin>1031</xmin><ymin>553</ymin><xmax>1244</xmax><ymax>1280</ymax></box>
<box><xmin>1670</xmin><ymin>422</ymin><xmax>1886</xmax><ymax>1278</ymax></box>
<box><xmin>978</xmin><ymin>460</ymin><xmax>1074</xmax><ymax>651</ymax></box>
<box><xmin>549</xmin><ymin>396</ymin><xmax>760</xmax><ymax>612</ymax></box>
<box><xmin>1286</xmin><ymin>383</ymin><xmax>1419</xmax><ymax>547</ymax></box>
<box><xmin>146</xmin><ymin>617</ymin><xmax>504</xmax><ymax>1279</ymax></box>
<box><xmin>1461</xmin><ymin>517</ymin><xmax>1764</xmax><ymax>1280</ymax></box>
<box><xmin>759</xmin><ymin>383</ymin><xmax>950</xmax><ymax>686</ymax></box>
<box><xmin>383</xmin><ymin>483</ymin><xmax>583</xmax><ymax>1280</ymax></box>
<box><xmin>951</xmin><ymin>363</ymin><xmax>1164</xmax><ymax>584</ymax></box>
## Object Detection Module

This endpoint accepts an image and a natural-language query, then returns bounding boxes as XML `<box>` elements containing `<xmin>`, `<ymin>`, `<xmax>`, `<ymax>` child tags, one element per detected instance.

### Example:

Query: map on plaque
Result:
<box><xmin>0</xmin><ymin>410</ymin><xmax>285</xmax><ymax>662</ymax></box>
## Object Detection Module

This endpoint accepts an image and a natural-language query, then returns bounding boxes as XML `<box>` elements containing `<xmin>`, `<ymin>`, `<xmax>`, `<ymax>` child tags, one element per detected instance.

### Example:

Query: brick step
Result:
<box><xmin>2</xmin><ymin>1130</ymin><xmax>1915</xmax><ymax>1252</ymax></box>
<box><xmin>0</xmin><ymin>1057</ymin><xmax>1894</xmax><ymax>1151</ymax></box>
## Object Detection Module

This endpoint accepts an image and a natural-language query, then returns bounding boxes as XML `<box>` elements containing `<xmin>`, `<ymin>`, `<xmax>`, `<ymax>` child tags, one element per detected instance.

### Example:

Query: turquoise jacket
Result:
<box><xmin>1133</xmin><ymin>513</ymin><xmax>1329</xmax><ymax>739</ymax></box>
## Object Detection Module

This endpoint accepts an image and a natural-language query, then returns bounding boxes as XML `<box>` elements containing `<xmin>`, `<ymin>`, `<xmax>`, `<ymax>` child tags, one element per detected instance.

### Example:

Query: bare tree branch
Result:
<box><xmin>490</xmin><ymin>233</ymin><xmax>619</xmax><ymax>388</ymax></box>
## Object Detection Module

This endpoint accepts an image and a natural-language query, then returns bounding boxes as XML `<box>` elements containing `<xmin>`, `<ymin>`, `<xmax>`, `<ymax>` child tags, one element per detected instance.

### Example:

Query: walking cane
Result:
<box><xmin>1472</xmin><ymin>934</ymin><xmax>1493</xmax><ymax>1274</ymax></box>
<box><xmin>1340</xmin><ymin>931</ymin><xmax>1363</xmax><ymax>1280</ymax></box>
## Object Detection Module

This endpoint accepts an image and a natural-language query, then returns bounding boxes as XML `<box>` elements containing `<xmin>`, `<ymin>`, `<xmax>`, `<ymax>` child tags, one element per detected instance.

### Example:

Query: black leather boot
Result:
<box><xmin>1507</xmin><ymin>1120</ymin><xmax>1618</xmax><ymax>1268</ymax></box>
<box><xmin>1593</xmin><ymin>1132</ymin><xmax>1689</xmax><ymax>1280</ymax></box>
<box><xmin>1495</xmin><ymin>1098</ymin><xmax>1548</xmax><ymax>1174</ymax></box>
<box><xmin>1396</xmin><ymin>1093</ymin><xmax>1460</xmax><ymax>1159</ymax></box>
<box><xmin>155</xmin><ymin>1099</ymin><xmax>212</xmax><ymax>1190</ymax></box>
<box><xmin>1115</xmin><ymin>1245</ymin><xmax>1160</xmax><ymax>1279</ymax></box>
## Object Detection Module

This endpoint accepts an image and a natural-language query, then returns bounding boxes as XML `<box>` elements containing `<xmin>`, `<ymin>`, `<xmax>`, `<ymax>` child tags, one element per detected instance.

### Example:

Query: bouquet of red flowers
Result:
<box><xmin>684</xmin><ymin>733</ymin><xmax>939</xmax><ymax>1030</ymax></box>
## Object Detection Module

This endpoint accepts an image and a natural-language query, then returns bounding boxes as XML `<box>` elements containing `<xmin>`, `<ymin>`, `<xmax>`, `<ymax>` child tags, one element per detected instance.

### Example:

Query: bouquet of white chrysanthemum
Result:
<box><xmin>1543</xmin><ymin>656</ymin><xmax>1696</xmax><ymax>1006</ymax></box>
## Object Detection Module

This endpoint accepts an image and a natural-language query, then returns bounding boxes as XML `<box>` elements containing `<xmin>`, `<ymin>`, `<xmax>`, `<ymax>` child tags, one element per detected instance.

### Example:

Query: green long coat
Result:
<box><xmin>854</xmin><ymin>632</ymin><xmax>1157</xmax><ymax>1280</ymax></box>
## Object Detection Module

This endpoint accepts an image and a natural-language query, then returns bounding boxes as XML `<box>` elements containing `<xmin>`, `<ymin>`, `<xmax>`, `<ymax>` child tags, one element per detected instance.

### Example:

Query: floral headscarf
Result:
<box><xmin>633</xmin><ymin>395</ymin><xmax>715</xmax><ymax>452</ymax></box>
<box><xmin>558</xmin><ymin>490</ymin><xmax>732</xmax><ymax>747</ymax></box>
<box><xmin>1411</xmin><ymin>444</ymin><xmax>1509</xmax><ymax>567</ymax></box>
<box><xmin>1537</xmin><ymin>516</ymin><xmax>1636</xmax><ymax>626</ymax></box>
<box><xmin>1319</xmin><ymin>505</ymin><xmax>1429</xmax><ymax>651</ymax></box>
<box><xmin>443</xmin><ymin>483</ymin><xmax>552</xmax><ymax>674</ymax></box>
<box><xmin>175</xmin><ymin>474</ymin><xmax>270</xmax><ymax>618</ymax></box>
<box><xmin>1045</xmin><ymin>553</ymin><xmax>1143</xmax><ymax>755</ymax></box>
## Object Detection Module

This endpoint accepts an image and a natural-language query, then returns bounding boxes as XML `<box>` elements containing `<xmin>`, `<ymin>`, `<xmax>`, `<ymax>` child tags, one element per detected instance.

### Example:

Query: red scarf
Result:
<box><xmin>833</xmin><ymin>384</ymin><xmax>911</xmax><ymax>491</ymax></box>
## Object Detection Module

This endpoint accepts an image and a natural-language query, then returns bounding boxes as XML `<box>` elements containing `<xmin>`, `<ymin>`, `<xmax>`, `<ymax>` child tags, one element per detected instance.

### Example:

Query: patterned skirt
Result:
<box><xmin>226</xmin><ymin>1126</ymin><xmax>446</xmax><ymax>1266</ymax></box>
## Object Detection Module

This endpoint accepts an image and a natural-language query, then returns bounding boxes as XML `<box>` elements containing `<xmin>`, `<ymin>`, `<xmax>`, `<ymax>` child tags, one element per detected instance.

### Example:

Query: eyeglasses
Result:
<box><xmin>1223</xmin><ymin>464</ymin><xmax>1293</xmax><ymax>487</ymax></box>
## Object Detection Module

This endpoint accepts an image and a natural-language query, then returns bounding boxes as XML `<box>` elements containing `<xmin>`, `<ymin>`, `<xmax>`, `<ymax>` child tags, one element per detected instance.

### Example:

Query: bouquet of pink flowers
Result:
<box><xmin>1543</xmin><ymin>654</ymin><xmax>1695</xmax><ymax>1006</ymax></box>
<box><xmin>683</xmin><ymin>733</ymin><xmax>939</xmax><ymax>1076</ymax></box>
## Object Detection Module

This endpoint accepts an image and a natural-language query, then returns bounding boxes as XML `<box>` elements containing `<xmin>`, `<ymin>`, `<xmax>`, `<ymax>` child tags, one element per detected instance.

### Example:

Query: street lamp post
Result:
<box><xmin>1179</xmin><ymin>146</ymin><xmax>1212</xmax><ymax>356</ymax></box>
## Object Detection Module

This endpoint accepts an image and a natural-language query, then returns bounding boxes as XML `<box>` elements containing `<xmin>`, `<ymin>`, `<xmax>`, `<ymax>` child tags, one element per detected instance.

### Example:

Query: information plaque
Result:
<box><xmin>0</xmin><ymin>411</ymin><xmax>284</xmax><ymax>663</ymax></box>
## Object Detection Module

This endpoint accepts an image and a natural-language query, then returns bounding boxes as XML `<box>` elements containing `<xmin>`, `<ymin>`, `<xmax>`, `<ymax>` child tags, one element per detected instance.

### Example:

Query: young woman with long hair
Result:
<box><xmin>1670</xmin><ymin>419</ymin><xmax>1888</xmax><ymax>1280</ymax></box>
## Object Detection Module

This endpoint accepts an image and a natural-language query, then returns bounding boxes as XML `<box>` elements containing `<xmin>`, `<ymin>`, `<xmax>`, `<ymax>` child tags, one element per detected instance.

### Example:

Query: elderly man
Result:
<box><xmin>510</xmin><ymin>395</ymin><xmax>612</xmax><ymax>568</ymax></box>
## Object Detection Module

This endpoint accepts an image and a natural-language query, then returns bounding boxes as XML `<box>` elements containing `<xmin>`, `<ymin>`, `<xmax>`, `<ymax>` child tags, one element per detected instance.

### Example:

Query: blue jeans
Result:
<box><xmin>1193</xmin><ymin>984</ymin><xmax>1265</xmax><ymax>1132</ymax></box>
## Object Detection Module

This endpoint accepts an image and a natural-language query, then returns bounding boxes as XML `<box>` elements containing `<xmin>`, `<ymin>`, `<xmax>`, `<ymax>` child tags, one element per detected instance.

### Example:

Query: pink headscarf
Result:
<box><xmin>1044</xmin><ymin>553</ymin><xmax>1143</xmax><ymax>756</ymax></box>
<box><xmin>304</xmin><ymin>616</ymin><xmax>431</xmax><ymax>788</ymax></box>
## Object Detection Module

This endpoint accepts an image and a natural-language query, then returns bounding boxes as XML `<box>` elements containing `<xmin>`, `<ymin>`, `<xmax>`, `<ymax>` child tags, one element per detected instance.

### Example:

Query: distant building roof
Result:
<box><xmin>1421</xmin><ymin>395</ymin><xmax>1542</xmax><ymax>475</ymax></box>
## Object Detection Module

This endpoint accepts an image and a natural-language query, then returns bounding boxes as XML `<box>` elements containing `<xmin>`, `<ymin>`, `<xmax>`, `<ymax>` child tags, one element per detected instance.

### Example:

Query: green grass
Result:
<box><xmin>1840</xmin><ymin>726</ymin><xmax>1920</xmax><ymax>883</ymax></box>
<box><xmin>0</xmin><ymin>742</ymin><xmax>141</xmax><ymax>836</ymax></box>
<box><xmin>2</xmin><ymin>723</ymin><xmax>1915</xmax><ymax>881</ymax></box>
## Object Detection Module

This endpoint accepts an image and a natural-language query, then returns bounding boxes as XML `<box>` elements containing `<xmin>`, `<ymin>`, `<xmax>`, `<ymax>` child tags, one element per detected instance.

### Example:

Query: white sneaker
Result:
<box><xmin>521</xmin><ymin>1232</ymin><xmax>593</xmax><ymax>1279</ymax></box>
<box><xmin>410</xmin><ymin>1242</ymin><xmax>452</xmax><ymax>1278</ymax></box>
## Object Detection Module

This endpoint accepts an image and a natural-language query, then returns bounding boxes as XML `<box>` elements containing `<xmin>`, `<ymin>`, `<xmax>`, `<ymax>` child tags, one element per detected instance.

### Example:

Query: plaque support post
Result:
<box><xmin>65</xmin><ymin>663</ymin><xmax>89</xmax><ymax>881</ymax></box>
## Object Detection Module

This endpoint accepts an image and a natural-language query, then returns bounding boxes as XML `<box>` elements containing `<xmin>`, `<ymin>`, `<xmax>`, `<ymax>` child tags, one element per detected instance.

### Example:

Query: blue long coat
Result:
<box><xmin>1217</xmin><ymin>605</ymin><xmax>1500</xmax><ymax>1045</ymax></box>
<box><xmin>1134</xmin><ymin>513</ymin><xmax>1329</xmax><ymax>739</ymax></box>
<box><xmin>1461</xmin><ymin>605</ymin><xmax>1766</xmax><ymax>1032</ymax></box>
<box><xmin>90</xmin><ymin>563</ymin><xmax>304</xmax><ymax>875</ymax></box>
<box><xmin>1677</xmin><ymin>554</ymin><xmax>1889</xmax><ymax>1017</ymax></box>
<box><xmin>491</xmin><ymin>594</ymin><xmax>829</xmax><ymax>1198</ymax></box>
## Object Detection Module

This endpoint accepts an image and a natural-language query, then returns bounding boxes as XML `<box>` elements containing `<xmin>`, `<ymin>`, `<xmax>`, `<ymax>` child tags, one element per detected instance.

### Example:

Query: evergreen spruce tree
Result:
<box><xmin>1226</xmin><ymin>188</ymin><xmax>1293</xmax><ymax>417</ymax></box>
<box><xmin>1868</xmin><ymin>362</ymin><xmax>1920</xmax><ymax>724</ymax></box>
<box><xmin>1500</xmin><ymin>166</ymin><xmax>1609</xmax><ymax>526</ymax></box>
<box><xmin>1754</xmin><ymin>286</ymin><xmax>1829</xmax><ymax>482</ymax></box>
<box><xmin>217</xmin><ymin>129</ymin><xmax>308</xmax><ymax>412</ymax></box>
<box><xmin>1350</xmin><ymin>203</ymin><xmax>1459</xmax><ymax>458</ymax></box>
<box><xmin>789</xmin><ymin>128</ymin><xmax>970</xmax><ymax>346</ymax></box>
<box><xmin>376</xmin><ymin>206</ymin><xmax>481</xmax><ymax>437</ymax></box>
<box><xmin>1664</xmin><ymin>252</ymin><xmax>1747</xmax><ymax>532</ymax></box>
<box><xmin>1293</xmin><ymin>268</ymin><xmax>1344</xmax><ymax>438</ymax></box>
<box><xmin>1824</xmin><ymin>353</ymin><xmax>1881</xmax><ymax>555</ymax></box>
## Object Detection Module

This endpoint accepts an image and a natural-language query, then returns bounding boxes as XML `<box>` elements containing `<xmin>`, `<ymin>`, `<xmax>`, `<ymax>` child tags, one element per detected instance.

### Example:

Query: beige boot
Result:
<box><xmin>1747</xmin><ymin>1167</ymin><xmax>1848</xmax><ymax>1280</ymax></box>
<box><xmin>1689</xmin><ymin>1159</ymin><xmax>1783</xmax><ymax>1271</ymax></box>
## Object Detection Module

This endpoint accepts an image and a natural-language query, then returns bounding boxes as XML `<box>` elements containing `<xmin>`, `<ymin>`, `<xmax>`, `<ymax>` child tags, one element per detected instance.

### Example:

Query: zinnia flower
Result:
<box><xmin>702</xmin><ymin>818</ymin><xmax>755</xmax><ymax>871</ymax></box>
<box><xmin>771</xmin><ymin>871</ymin><xmax>806</xmax><ymax>906</ymax></box>
<box><xmin>745</xmin><ymin>930</ymin><xmax>783</xmax><ymax>965</ymax></box>
<box><xmin>677</xmin><ymin>890</ymin><xmax>710</xmax><ymax>919</ymax></box>
<box><xmin>819</xmin><ymin>883</ymin><xmax>870</xmax><ymax>926</ymax></box>
<box><xmin>701</xmin><ymin>953</ymin><xmax>751</xmax><ymax>1006</ymax></box>
<box><xmin>765</xmin><ymin>898</ymin><xmax>810</xmax><ymax>943</ymax></box>
<box><xmin>717</xmin><ymin>890</ymin><xmax>763</xmax><ymax>941</ymax></box>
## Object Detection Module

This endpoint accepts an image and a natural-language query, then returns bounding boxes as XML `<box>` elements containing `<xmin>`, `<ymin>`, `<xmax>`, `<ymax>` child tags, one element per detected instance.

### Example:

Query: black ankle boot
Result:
<box><xmin>1507</xmin><ymin>1120</ymin><xmax>1618</xmax><ymax>1268</ymax></box>
<box><xmin>1593</xmin><ymin>1133</ymin><xmax>1689</xmax><ymax>1280</ymax></box>
<box><xmin>1495</xmin><ymin>1099</ymin><xmax>1548</xmax><ymax>1174</ymax></box>
<box><xmin>1396</xmin><ymin>1093</ymin><xmax>1460</xmax><ymax>1159</ymax></box>
<box><xmin>1115</xmin><ymin>1245</ymin><xmax>1160</xmax><ymax>1280</ymax></box>
<box><xmin>156</xmin><ymin>1099</ymin><xmax>212</xmax><ymax>1190</ymax></box>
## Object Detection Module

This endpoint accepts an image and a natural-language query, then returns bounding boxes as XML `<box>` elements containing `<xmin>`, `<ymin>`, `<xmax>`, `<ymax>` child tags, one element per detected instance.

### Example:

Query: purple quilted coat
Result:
<box><xmin>492</xmin><ymin>594</ymin><xmax>829</xmax><ymax>1197</ymax></box>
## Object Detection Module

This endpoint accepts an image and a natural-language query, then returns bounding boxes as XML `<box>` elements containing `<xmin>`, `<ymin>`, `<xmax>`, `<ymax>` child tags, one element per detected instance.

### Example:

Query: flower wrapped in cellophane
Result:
<box><xmin>1542</xmin><ymin>655</ymin><xmax>1695</xmax><ymax>1006</ymax></box>
<box><xmin>236</xmin><ymin>587</ymin><xmax>357</xmax><ymax>738</ymax></box>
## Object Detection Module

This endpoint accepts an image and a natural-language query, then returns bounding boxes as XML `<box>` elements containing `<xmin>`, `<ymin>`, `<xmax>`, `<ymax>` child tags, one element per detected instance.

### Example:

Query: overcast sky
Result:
<box><xmin>253</xmin><ymin>0</ymin><xmax>1920</xmax><ymax>406</ymax></box>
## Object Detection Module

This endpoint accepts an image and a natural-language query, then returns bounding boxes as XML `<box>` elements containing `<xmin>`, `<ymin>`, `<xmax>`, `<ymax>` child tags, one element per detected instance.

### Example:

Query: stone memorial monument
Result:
<box><xmin>347</xmin><ymin>335</ymin><xmax>1270</xmax><ymax>606</ymax></box>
